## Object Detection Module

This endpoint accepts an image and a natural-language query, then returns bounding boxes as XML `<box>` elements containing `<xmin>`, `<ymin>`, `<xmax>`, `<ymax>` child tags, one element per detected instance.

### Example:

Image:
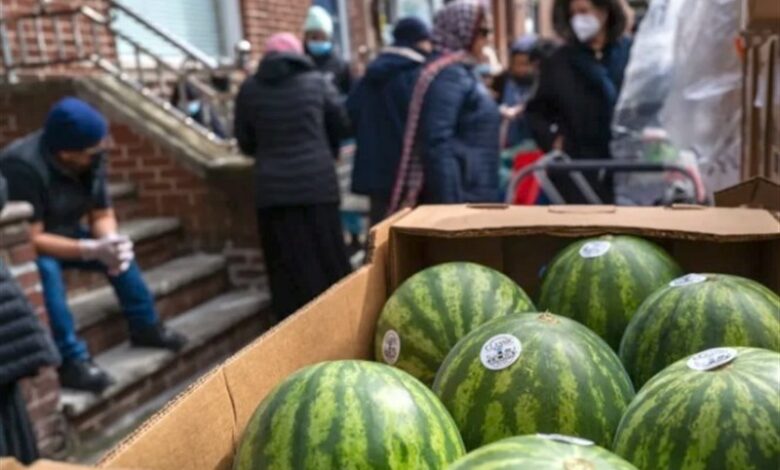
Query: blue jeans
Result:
<box><xmin>36</xmin><ymin>255</ymin><xmax>159</xmax><ymax>361</ymax></box>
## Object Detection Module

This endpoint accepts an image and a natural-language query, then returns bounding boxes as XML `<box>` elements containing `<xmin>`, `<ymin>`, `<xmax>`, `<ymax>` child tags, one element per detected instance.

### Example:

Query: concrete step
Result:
<box><xmin>108</xmin><ymin>182</ymin><xmax>141</xmax><ymax>221</ymax></box>
<box><xmin>64</xmin><ymin>217</ymin><xmax>183</xmax><ymax>297</ymax></box>
<box><xmin>72</xmin><ymin>253</ymin><xmax>228</xmax><ymax>355</ymax></box>
<box><xmin>60</xmin><ymin>289</ymin><xmax>273</xmax><ymax>438</ymax></box>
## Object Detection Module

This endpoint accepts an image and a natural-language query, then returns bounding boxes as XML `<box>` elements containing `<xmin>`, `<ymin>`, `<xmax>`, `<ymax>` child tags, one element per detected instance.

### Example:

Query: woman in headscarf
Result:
<box><xmin>233</xmin><ymin>33</ymin><xmax>352</xmax><ymax>319</ymax></box>
<box><xmin>525</xmin><ymin>0</ymin><xmax>631</xmax><ymax>204</ymax></box>
<box><xmin>388</xmin><ymin>0</ymin><xmax>501</xmax><ymax>213</ymax></box>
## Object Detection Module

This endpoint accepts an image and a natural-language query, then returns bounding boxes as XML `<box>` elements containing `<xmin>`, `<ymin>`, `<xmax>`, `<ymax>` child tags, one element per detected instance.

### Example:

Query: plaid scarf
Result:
<box><xmin>387</xmin><ymin>0</ymin><xmax>485</xmax><ymax>215</ymax></box>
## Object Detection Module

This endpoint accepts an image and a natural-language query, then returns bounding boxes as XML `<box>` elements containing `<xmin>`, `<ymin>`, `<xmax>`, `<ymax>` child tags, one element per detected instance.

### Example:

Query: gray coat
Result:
<box><xmin>234</xmin><ymin>53</ymin><xmax>349</xmax><ymax>209</ymax></box>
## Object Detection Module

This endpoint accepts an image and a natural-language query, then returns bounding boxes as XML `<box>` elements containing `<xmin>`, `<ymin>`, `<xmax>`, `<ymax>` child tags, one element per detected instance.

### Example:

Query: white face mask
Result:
<box><xmin>571</xmin><ymin>13</ymin><xmax>602</xmax><ymax>42</ymax></box>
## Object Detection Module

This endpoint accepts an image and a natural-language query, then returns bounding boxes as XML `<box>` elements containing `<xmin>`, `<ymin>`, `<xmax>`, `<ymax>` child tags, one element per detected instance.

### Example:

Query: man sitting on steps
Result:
<box><xmin>0</xmin><ymin>97</ymin><xmax>187</xmax><ymax>394</ymax></box>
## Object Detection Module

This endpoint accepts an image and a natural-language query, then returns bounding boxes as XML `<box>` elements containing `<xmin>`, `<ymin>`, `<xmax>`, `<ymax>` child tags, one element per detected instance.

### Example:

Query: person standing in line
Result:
<box><xmin>388</xmin><ymin>0</ymin><xmax>502</xmax><ymax>213</ymax></box>
<box><xmin>525</xmin><ymin>0</ymin><xmax>631</xmax><ymax>204</ymax></box>
<box><xmin>0</xmin><ymin>98</ymin><xmax>187</xmax><ymax>394</ymax></box>
<box><xmin>491</xmin><ymin>35</ymin><xmax>544</xmax><ymax>148</ymax></box>
<box><xmin>303</xmin><ymin>5</ymin><xmax>353</xmax><ymax>97</ymax></box>
<box><xmin>234</xmin><ymin>33</ymin><xmax>351</xmax><ymax>320</ymax></box>
<box><xmin>347</xmin><ymin>17</ymin><xmax>433</xmax><ymax>225</ymax></box>
<box><xmin>0</xmin><ymin>172</ymin><xmax>61</xmax><ymax>464</ymax></box>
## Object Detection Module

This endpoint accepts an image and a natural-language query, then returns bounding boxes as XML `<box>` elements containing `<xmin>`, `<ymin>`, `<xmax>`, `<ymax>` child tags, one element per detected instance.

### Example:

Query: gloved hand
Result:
<box><xmin>79</xmin><ymin>234</ymin><xmax>135</xmax><ymax>276</ymax></box>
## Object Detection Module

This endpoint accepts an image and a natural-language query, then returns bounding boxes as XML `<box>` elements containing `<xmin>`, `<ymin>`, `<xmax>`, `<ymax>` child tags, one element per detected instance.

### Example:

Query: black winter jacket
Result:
<box><xmin>0</xmin><ymin>263</ymin><xmax>60</xmax><ymax>385</ymax></box>
<box><xmin>234</xmin><ymin>53</ymin><xmax>350</xmax><ymax>209</ymax></box>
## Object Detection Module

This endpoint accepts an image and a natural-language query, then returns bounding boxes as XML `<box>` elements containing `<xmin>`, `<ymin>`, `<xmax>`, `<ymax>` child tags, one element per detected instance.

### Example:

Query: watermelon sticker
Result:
<box><xmin>537</xmin><ymin>434</ymin><xmax>595</xmax><ymax>447</ymax></box>
<box><xmin>480</xmin><ymin>334</ymin><xmax>522</xmax><ymax>371</ymax></box>
<box><xmin>382</xmin><ymin>330</ymin><xmax>401</xmax><ymax>365</ymax></box>
<box><xmin>579</xmin><ymin>241</ymin><xmax>611</xmax><ymax>259</ymax></box>
<box><xmin>670</xmin><ymin>273</ymin><xmax>708</xmax><ymax>287</ymax></box>
<box><xmin>687</xmin><ymin>347</ymin><xmax>738</xmax><ymax>371</ymax></box>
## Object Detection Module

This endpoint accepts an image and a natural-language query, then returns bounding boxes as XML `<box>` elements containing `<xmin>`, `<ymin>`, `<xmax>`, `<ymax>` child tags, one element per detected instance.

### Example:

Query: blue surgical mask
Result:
<box><xmin>307</xmin><ymin>40</ymin><xmax>333</xmax><ymax>57</ymax></box>
<box><xmin>187</xmin><ymin>100</ymin><xmax>202</xmax><ymax>116</ymax></box>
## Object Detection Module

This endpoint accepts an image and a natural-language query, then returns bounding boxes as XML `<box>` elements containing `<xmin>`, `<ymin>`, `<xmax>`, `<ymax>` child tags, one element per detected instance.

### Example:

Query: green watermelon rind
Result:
<box><xmin>448</xmin><ymin>434</ymin><xmax>638</xmax><ymax>469</ymax></box>
<box><xmin>613</xmin><ymin>347</ymin><xmax>780</xmax><ymax>470</ymax></box>
<box><xmin>374</xmin><ymin>262</ymin><xmax>536</xmax><ymax>385</ymax></box>
<box><xmin>619</xmin><ymin>273</ymin><xmax>780</xmax><ymax>388</ymax></box>
<box><xmin>433</xmin><ymin>313</ymin><xmax>635</xmax><ymax>450</ymax></box>
<box><xmin>234</xmin><ymin>360</ymin><xmax>465</xmax><ymax>470</ymax></box>
<box><xmin>539</xmin><ymin>235</ymin><xmax>683</xmax><ymax>351</ymax></box>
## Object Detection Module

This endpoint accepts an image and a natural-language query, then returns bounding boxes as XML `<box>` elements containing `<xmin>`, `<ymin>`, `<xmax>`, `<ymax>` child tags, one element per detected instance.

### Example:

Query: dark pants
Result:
<box><xmin>257</xmin><ymin>203</ymin><xmax>351</xmax><ymax>319</ymax></box>
<box><xmin>0</xmin><ymin>382</ymin><xmax>38</xmax><ymax>464</ymax></box>
<box><xmin>36</xmin><ymin>256</ymin><xmax>158</xmax><ymax>361</ymax></box>
<box><xmin>369</xmin><ymin>195</ymin><xmax>391</xmax><ymax>226</ymax></box>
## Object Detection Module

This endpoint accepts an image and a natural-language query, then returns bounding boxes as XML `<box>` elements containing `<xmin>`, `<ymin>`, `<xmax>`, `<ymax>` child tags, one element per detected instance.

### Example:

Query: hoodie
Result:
<box><xmin>347</xmin><ymin>47</ymin><xmax>427</xmax><ymax>196</ymax></box>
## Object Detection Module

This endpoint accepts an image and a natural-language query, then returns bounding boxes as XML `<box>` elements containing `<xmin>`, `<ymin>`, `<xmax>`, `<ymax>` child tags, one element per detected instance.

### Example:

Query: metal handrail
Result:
<box><xmin>0</xmin><ymin>4</ymin><xmax>241</xmax><ymax>148</ymax></box>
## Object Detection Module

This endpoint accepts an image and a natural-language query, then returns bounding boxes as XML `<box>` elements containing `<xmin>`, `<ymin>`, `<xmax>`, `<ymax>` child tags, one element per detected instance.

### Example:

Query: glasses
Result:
<box><xmin>478</xmin><ymin>27</ymin><xmax>492</xmax><ymax>38</ymax></box>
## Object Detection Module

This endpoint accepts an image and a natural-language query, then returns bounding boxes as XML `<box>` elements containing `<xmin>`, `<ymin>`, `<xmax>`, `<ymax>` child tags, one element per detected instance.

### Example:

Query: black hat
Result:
<box><xmin>393</xmin><ymin>17</ymin><xmax>432</xmax><ymax>48</ymax></box>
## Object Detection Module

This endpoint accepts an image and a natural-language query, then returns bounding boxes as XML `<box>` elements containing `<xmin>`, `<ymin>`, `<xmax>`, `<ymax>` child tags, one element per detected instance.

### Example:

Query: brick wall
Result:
<box><xmin>0</xmin><ymin>205</ymin><xmax>68</xmax><ymax>458</ymax></box>
<box><xmin>0</xmin><ymin>0</ymin><xmax>117</xmax><ymax>80</ymax></box>
<box><xmin>0</xmin><ymin>79</ymin><xmax>265</xmax><ymax>290</ymax></box>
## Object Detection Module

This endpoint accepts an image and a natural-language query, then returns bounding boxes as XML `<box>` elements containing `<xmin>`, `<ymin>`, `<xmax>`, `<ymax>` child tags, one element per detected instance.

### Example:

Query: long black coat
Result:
<box><xmin>526</xmin><ymin>39</ymin><xmax>631</xmax><ymax>203</ymax></box>
<box><xmin>234</xmin><ymin>53</ymin><xmax>350</xmax><ymax>209</ymax></box>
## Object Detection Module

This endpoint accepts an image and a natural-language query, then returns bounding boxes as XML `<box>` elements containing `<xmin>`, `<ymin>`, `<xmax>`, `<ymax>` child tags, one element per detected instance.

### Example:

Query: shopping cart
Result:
<box><xmin>505</xmin><ymin>150</ymin><xmax>705</xmax><ymax>205</ymax></box>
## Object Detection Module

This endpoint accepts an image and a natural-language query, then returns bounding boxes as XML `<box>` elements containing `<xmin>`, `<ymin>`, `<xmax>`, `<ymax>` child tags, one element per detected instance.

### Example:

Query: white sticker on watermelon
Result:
<box><xmin>480</xmin><ymin>334</ymin><xmax>522</xmax><ymax>371</ymax></box>
<box><xmin>579</xmin><ymin>241</ymin><xmax>611</xmax><ymax>259</ymax></box>
<box><xmin>670</xmin><ymin>273</ymin><xmax>708</xmax><ymax>287</ymax></box>
<box><xmin>687</xmin><ymin>347</ymin><xmax>738</xmax><ymax>371</ymax></box>
<box><xmin>382</xmin><ymin>330</ymin><xmax>401</xmax><ymax>365</ymax></box>
<box><xmin>537</xmin><ymin>434</ymin><xmax>595</xmax><ymax>447</ymax></box>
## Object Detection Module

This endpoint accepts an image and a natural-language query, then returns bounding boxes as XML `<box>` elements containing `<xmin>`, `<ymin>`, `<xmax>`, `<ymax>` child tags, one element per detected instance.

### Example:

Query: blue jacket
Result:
<box><xmin>347</xmin><ymin>48</ymin><xmax>426</xmax><ymax>196</ymax></box>
<box><xmin>419</xmin><ymin>62</ymin><xmax>501</xmax><ymax>204</ymax></box>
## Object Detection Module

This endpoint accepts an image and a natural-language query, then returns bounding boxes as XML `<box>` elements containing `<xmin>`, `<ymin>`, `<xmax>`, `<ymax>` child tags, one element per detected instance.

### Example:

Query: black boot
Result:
<box><xmin>130</xmin><ymin>323</ymin><xmax>188</xmax><ymax>352</ymax></box>
<box><xmin>58</xmin><ymin>359</ymin><xmax>114</xmax><ymax>394</ymax></box>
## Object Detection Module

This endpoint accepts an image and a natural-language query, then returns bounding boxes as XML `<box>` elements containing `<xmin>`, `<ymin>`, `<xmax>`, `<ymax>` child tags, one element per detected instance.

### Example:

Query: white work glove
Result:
<box><xmin>79</xmin><ymin>234</ymin><xmax>135</xmax><ymax>276</ymax></box>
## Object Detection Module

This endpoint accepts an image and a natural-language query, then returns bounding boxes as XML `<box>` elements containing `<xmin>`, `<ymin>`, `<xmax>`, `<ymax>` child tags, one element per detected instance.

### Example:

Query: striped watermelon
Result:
<box><xmin>539</xmin><ymin>235</ymin><xmax>682</xmax><ymax>350</ymax></box>
<box><xmin>613</xmin><ymin>347</ymin><xmax>780</xmax><ymax>470</ymax></box>
<box><xmin>620</xmin><ymin>273</ymin><xmax>780</xmax><ymax>387</ymax></box>
<box><xmin>375</xmin><ymin>262</ymin><xmax>535</xmax><ymax>385</ymax></box>
<box><xmin>234</xmin><ymin>360</ymin><xmax>465</xmax><ymax>470</ymax></box>
<box><xmin>448</xmin><ymin>434</ymin><xmax>638</xmax><ymax>470</ymax></box>
<box><xmin>432</xmin><ymin>313</ymin><xmax>634</xmax><ymax>450</ymax></box>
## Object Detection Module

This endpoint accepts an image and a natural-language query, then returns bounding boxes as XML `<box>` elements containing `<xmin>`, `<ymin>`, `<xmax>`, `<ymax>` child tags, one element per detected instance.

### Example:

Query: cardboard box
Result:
<box><xmin>742</xmin><ymin>0</ymin><xmax>780</xmax><ymax>31</ymax></box>
<box><xmin>93</xmin><ymin>205</ymin><xmax>779</xmax><ymax>470</ymax></box>
<box><xmin>715</xmin><ymin>176</ymin><xmax>780</xmax><ymax>211</ymax></box>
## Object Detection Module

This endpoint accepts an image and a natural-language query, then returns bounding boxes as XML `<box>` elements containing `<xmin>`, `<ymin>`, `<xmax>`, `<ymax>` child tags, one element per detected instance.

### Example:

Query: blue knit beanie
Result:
<box><xmin>43</xmin><ymin>97</ymin><xmax>108</xmax><ymax>152</ymax></box>
<box><xmin>393</xmin><ymin>17</ymin><xmax>432</xmax><ymax>48</ymax></box>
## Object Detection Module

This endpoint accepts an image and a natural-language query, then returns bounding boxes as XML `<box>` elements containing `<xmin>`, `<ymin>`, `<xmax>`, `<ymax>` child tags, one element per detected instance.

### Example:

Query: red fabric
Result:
<box><xmin>511</xmin><ymin>150</ymin><xmax>544</xmax><ymax>205</ymax></box>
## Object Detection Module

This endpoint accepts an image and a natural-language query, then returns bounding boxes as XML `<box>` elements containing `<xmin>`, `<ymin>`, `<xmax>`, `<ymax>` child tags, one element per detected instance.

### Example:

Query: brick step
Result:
<box><xmin>71</xmin><ymin>253</ymin><xmax>228</xmax><ymax>355</ymax></box>
<box><xmin>64</xmin><ymin>217</ymin><xmax>184</xmax><ymax>297</ymax></box>
<box><xmin>108</xmin><ymin>182</ymin><xmax>141</xmax><ymax>221</ymax></box>
<box><xmin>60</xmin><ymin>289</ymin><xmax>273</xmax><ymax>440</ymax></box>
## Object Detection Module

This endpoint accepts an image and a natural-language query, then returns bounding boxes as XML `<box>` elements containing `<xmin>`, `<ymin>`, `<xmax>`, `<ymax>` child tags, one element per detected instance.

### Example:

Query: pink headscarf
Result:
<box><xmin>264</xmin><ymin>33</ymin><xmax>303</xmax><ymax>54</ymax></box>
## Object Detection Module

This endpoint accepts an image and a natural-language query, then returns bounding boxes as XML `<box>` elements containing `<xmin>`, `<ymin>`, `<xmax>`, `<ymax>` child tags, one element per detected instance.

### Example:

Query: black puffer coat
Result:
<box><xmin>0</xmin><ymin>173</ymin><xmax>60</xmax><ymax>385</ymax></box>
<box><xmin>234</xmin><ymin>53</ymin><xmax>349</xmax><ymax>209</ymax></box>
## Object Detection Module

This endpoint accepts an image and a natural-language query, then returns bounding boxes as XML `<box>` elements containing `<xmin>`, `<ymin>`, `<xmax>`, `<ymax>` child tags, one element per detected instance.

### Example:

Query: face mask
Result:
<box><xmin>187</xmin><ymin>100</ymin><xmax>202</xmax><ymax>116</ymax></box>
<box><xmin>475</xmin><ymin>63</ymin><xmax>492</xmax><ymax>78</ymax></box>
<box><xmin>307</xmin><ymin>40</ymin><xmax>333</xmax><ymax>57</ymax></box>
<box><xmin>571</xmin><ymin>13</ymin><xmax>602</xmax><ymax>42</ymax></box>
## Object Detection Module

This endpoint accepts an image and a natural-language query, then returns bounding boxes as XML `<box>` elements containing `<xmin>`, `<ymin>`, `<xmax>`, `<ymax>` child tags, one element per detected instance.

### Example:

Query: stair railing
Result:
<box><xmin>0</xmin><ymin>1</ymin><xmax>248</xmax><ymax>148</ymax></box>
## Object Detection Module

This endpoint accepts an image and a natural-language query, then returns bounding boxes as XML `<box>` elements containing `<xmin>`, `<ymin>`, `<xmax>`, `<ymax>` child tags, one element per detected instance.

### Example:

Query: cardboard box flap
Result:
<box><xmin>715</xmin><ymin>177</ymin><xmax>780</xmax><ymax>211</ymax></box>
<box><xmin>391</xmin><ymin>205</ymin><xmax>780</xmax><ymax>240</ymax></box>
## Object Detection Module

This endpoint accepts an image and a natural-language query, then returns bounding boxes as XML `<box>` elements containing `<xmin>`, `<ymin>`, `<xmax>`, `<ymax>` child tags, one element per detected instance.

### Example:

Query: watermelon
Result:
<box><xmin>448</xmin><ymin>434</ymin><xmax>638</xmax><ymax>469</ymax></box>
<box><xmin>620</xmin><ymin>273</ymin><xmax>780</xmax><ymax>387</ymax></box>
<box><xmin>375</xmin><ymin>262</ymin><xmax>535</xmax><ymax>385</ymax></box>
<box><xmin>539</xmin><ymin>235</ymin><xmax>682</xmax><ymax>350</ymax></box>
<box><xmin>234</xmin><ymin>360</ymin><xmax>465</xmax><ymax>469</ymax></box>
<box><xmin>432</xmin><ymin>313</ymin><xmax>635</xmax><ymax>450</ymax></box>
<box><xmin>613</xmin><ymin>347</ymin><xmax>780</xmax><ymax>470</ymax></box>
